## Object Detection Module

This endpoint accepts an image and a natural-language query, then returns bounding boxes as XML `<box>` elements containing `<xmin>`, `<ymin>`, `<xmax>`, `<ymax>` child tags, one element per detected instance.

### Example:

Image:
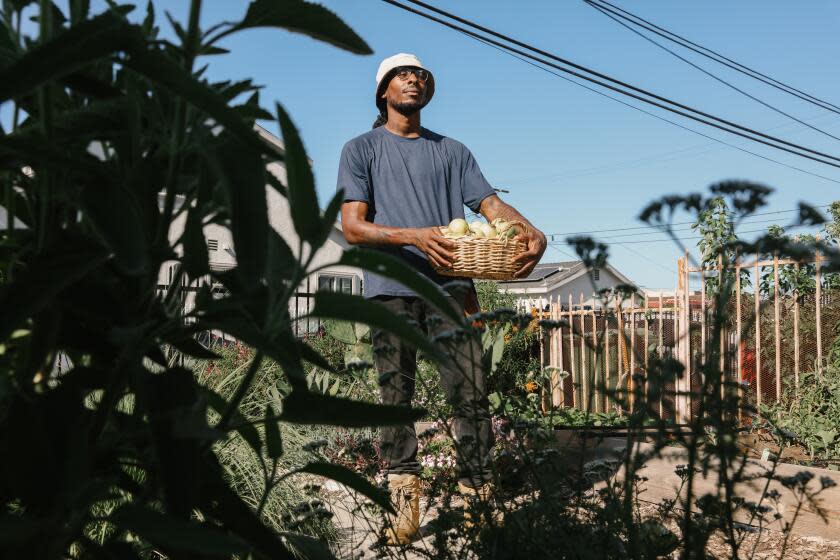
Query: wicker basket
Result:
<box><xmin>432</xmin><ymin>221</ymin><xmax>527</xmax><ymax>280</ymax></box>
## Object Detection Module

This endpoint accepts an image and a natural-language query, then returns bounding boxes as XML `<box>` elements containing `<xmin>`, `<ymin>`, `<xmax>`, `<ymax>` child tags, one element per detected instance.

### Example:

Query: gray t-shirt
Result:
<box><xmin>337</xmin><ymin>126</ymin><xmax>495</xmax><ymax>298</ymax></box>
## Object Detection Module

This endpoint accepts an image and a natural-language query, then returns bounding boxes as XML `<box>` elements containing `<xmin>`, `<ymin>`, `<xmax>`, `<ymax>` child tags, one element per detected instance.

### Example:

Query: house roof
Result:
<box><xmin>498</xmin><ymin>260</ymin><xmax>635</xmax><ymax>288</ymax></box>
<box><xmin>500</xmin><ymin>261</ymin><xmax>585</xmax><ymax>283</ymax></box>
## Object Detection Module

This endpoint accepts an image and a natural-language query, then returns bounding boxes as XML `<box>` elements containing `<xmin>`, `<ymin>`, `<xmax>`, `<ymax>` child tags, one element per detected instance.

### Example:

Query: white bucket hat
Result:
<box><xmin>374</xmin><ymin>53</ymin><xmax>435</xmax><ymax>110</ymax></box>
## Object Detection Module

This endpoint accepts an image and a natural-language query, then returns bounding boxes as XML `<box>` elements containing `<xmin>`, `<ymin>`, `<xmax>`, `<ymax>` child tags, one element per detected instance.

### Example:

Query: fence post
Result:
<box><xmin>676</xmin><ymin>255</ymin><xmax>691</xmax><ymax>423</ymax></box>
<box><xmin>736</xmin><ymin>253</ymin><xmax>743</xmax><ymax>422</ymax></box>
<box><xmin>773</xmin><ymin>254</ymin><xmax>781</xmax><ymax>401</ymax></box>
<box><xmin>701</xmin><ymin>268</ymin><xmax>706</xmax><ymax>359</ymax></box>
<box><xmin>658</xmin><ymin>290</ymin><xmax>664</xmax><ymax>419</ymax></box>
<box><xmin>569</xmin><ymin>293</ymin><xmax>576</xmax><ymax>408</ymax></box>
<box><xmin>580</xmin><ymin>292</ymin><xmax>588</xmax><ymax>412</ymax></box>
<box><xmin>718</xmin><ymin>254</ymin><xmax>725</xmax><ymax>385</ymax></box>
<box><xmin>644</xmin><ymin>292</ymin><xmax>649</xmax><ymax>394</ymax></box>
<box><xmin>605</xmin><ymin>295</ymin><xmax>611</xmax><ymax>411</ymax></box>
<box><xmin>754</xmin><ymin>257</ymin><xmax>762</xmax><ymax>411</ymax></box>
<box><xmin>616</xmin><ymin>295</ymin><xmax>625</xmax><ymax>407</ymax></box>
<box><xmin>592</xmin><ymin>296</ymin><xmax>600</xmax><ymax>413</ymax></box>
<box><xmin>794</xmin><ymin>263</ymin><xmax>800</xmax><ymax>388</ymax></box>
<box><xmin>816</xmin><ymin>234</ymin><xmax>823</xmax><ymax>375</ymax></box>
<box><xmin>630</xmin><ymin>292</ymin><xmax>636</xmax><ymax>411</ymax></box>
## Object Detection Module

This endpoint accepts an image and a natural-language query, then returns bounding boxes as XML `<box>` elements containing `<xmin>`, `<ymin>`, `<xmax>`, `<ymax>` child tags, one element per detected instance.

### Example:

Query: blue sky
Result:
<box><xmin>5</xmin><ymin>1</ymin><xmax>840</xmax><ymax>289</ymax></box>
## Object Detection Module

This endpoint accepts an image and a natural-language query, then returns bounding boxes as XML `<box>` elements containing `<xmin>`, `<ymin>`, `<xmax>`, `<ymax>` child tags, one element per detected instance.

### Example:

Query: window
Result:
<box><xmin>318</xmin><ymin>274</ymin><xmax>353</xmax><ymax>294</ymax></box>
<box><xmin>593</xmin><ymin>268</ymin><xmax>600</xmax><ymax>281</ymax></box>
<box><xmin>207</xmin><ymin>239</ymin><xmax>219</xmax><ymax>251</ymax></box>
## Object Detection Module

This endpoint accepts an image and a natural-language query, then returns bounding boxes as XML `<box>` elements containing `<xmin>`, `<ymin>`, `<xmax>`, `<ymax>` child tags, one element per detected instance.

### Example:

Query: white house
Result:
<box><xmin>497</xmin><ymin>260</ymin><xmax>634</xmax><ymax>311</ymax></box>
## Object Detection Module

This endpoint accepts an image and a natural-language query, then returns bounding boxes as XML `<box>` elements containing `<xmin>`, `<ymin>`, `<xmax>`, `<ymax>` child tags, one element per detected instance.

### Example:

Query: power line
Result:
<box><xmin>610</xmin><ymin>241</ymin><xmax>678</xmax><ymax>273</ymax></box>
<box><xmin>382</xmin><ymin>0</ymin><xmax>840</xmax><ymax>169</ymax></box>
<box><xmin>588</xmin><ymin>0</ymin><xmax>840</xmax><ymax>117</ymax></box>
<box><xmin>588</xmin><ymin>216</ymin><xmax>811</xmax><ymax>241</ymax></box>
<box><xmin>468</xmin><ymin>34</ymin><xmax>840</xmax><ymax>187</ymax></box>
<box><xmin>496</xmin><ymin>109</ymin><xmax>840</xmax><ymax>187</ymax></box>
<box><xmin>548</xmin><ymin>224</ymin><xmax>813</xmax><ymax>246</ymax></box>
<box><xmin>543</xmin><ymin>204</ymin><xmax>831</xmax><ymax>238</ymax></box>
<box><xmin>585</xmin><ymin>0</ymin><xmax>840</xmax><ymax>143</ymax></box>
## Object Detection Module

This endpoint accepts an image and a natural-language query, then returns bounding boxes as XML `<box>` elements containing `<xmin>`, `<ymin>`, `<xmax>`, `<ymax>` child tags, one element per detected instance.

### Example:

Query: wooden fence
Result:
<box><xmin>525</xmin><ymin>250</ymin><xmax>839</xmax><ymax>423</ymax></box>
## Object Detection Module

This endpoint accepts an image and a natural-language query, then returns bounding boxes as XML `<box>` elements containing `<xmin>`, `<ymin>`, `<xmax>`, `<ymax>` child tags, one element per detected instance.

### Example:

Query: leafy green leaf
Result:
<box><xmin>0</xmin><ymin>239</ymin><xmax>109</xmax><ymax>341</ymax></box>
<box><xmin>264</xmin><ymin>404</ymin><xmax>283</xmax><ymax>459</ymax></box>
<box><xmin>111</xmin><ymin>504</ymin><xmax>250</xmax><ymax>555</ymax></box>
<box><xmin>211</xmin><ymin>136</ymin><xmax>268</xmax><ymax>291</ymax></box>
<box><xmin>280</xmin><ymin>532</ymin><xmax>336</xmax><ymax>560</ymax></box>
<box><xmin>276</xmin><ymin>102</ymin><xmax>320</xmax><ymax>244</ymax></box>
<box><xmin>266</xmin><ymin>229</ymin><xmax>296</xmax><ymax>286</ymax></box>
<box><xmin>324</xmin><ymin>319</ymin><xmax>356</xmax><ymax>345</ymax></box>
<box><xmin>344</xmin><ymin>341</ymin><xmax>372</xmax><ymax>367</ymax></box>
<box><xmin>163</xmin><ymin>333</ymin><xmax>219</xmax><ymax>361</ymax></box>
<box><xmin>337</xmin><ymin>248</ymin><xmax>464</xmax><ymax>324</ymax></box>
<box><xmin>182</xmin><ymin>207</ymin><xmax>209</xmax><ymax>278</ymax></box>
<box><xmin>296</xmin><ymin>338</ymin><xmax>337</xmax><ymax>373</ymax></box>
<box><xmin>204</xmin><ymin>388</ymin><xmax>262</xmax><ymax>455</ymax></box>
<box><xmin>0</xmin><ymin>12</ymin><xmax>133</xmax><ymax>103</ymax></box>
<box><xmin>122</xmin><ymin>46</ymin><xmax>271</xmax><ymax>157</ymax></box>
<box><xmin>198</xmin><ymin>461</ymin><xmax>295</xmax><ymax>559</ymax></box>
<box><xmin>288</xmin><ymin>461</ymin><xmax>393</xmax><ymax>514</ymax></box>
<box><xmin>229</xmin><ymin>0</ymin><xmax>371</xmax><ymax>54</ymax></box>
<box><xmin>308</xmin><ymin>292</ymin><xmax>446</xmax><ymax>364</ymax></box>
<box><xmin>81</xmin><ymin>183</ymin><xmax>148</xmax><ymax>275</ymax></box>
<box><xmin>280</xmin><ymin>389</ymin><xmax>424</xmax><ymax>428</ymax></box>
<box><xmin>313</xmin><ymin>188</ymin><xmax>344</xmax><ymax>250</ymax></box>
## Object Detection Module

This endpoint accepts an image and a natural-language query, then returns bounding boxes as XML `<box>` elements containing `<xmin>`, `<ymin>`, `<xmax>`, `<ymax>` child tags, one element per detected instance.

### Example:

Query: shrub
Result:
<box><xmin>763</xmin><ymin>365</ymin><xmax>840</xmax><ymax>461</ymax></box>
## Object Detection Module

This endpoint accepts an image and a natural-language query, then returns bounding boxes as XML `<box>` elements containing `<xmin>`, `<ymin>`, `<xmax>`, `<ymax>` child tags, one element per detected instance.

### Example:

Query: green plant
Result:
<box><xmin>0</xmin><ymin>2</ymin><xmax>465</xmax><ymax>557</ymax></box>
<box><xmin>763</xmin><ymin>365</ymin><xmax>840</xmax><ymax>461</ymax></box>
<box><xmin>197</xmin><ymin>344</ymin><xmax>336</xmax><ymax>540</ymax></box>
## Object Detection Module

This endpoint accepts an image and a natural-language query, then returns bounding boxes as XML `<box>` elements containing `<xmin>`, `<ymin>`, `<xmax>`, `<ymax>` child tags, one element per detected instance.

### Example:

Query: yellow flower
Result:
<box><xmin>524</xmin><ymin>381</ymin><xmax>539</xmax><ymax>393</ymax></box>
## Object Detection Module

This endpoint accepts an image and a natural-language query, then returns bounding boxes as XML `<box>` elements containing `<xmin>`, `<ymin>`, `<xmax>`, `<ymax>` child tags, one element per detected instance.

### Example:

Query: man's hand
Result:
<box><xmin>410</xmin><ymin>227</ymin><xmax>458</xmax><ymax>268</ymax></box>
<box><xmin>512</xmin><ymin>227</ymin><xmax>547</xmax><ymax>278</ymax></box>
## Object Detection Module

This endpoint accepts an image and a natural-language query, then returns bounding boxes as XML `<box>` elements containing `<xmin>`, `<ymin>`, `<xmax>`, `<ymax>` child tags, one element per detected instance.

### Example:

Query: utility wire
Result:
<box><xmin>548</xmin><ymin>225</ymin><xmax>810</xmax><ymax>245</ymax></box>
<box><xmin>467</xmin><ymin>33</ymin><xmax>840</xmax><ymax>186</ymax></box>
<box><xmin>588</xmin><ymin>0</ymin><xmax>840</xmax><ymax>117</ymax></box>
<box><xmin>499</xmin><ymin>109</ymin><xmax>839</xmax><ymax>187</ymax></box>
<box><xmin>543</xmin><ymin>204</ymin><xmax>830</xmax><ymax>238</ymax></box>
<box><xmin>383</xmin><ymin>0</ymin><xmax>840</xmax><ymax>168</ymax></box>
<box><xmin>581</xmin><ymin>216</ymin><xmax>811</xmax><ymax>241</ymax></box>
<box><xmin>585</xmin><ymin>0</ymin><xmax>840</xmax><ymax>143</ymax></box>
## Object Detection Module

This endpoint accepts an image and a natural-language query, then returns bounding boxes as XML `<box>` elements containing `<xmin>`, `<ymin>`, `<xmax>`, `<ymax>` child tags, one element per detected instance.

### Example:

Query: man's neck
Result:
<box><xmin>384</xmin><ymin>108</ymin><xmax>422</xmax><ymax>138</ymax></box>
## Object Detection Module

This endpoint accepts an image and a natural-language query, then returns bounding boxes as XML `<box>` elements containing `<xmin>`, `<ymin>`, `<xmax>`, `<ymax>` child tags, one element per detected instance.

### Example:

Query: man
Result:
<box><xmin>337</xmin><ymin>53</ymin><xmax>546</xmax><ymax>544</ymax></box>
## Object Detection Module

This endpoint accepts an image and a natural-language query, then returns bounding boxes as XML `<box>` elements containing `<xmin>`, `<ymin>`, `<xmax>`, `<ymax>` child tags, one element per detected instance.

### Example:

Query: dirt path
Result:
<box><xmin>322</xmin><ymin>477</ymin><xmax>840</xmax><ymax>559</ymax></box>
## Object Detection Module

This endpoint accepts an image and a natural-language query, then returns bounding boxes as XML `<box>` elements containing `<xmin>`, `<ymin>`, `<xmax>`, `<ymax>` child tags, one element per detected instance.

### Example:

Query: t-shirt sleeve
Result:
<box><xmin>336</xmin><ymin>141</ymin><xmax>370</xmax><ymax>203</ymax></box>
<box><xmin>459</xmin><ymin>147</ymin><xmax>496</xmax><ymax>213</ymax></box>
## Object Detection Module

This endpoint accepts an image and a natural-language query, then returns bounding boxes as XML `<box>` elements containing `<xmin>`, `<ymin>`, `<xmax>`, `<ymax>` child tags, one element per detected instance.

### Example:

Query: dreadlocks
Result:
<box><xmin>372</xmin><ymin>109</ymin><xmax>387</xmax><ymax>129</ymax></box>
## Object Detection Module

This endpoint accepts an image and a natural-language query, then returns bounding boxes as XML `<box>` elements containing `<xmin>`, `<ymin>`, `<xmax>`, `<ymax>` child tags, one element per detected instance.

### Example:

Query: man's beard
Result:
<box><xmin>391</xmin><ymin>97</ymin><xmax>425</xmax><ymax>116</ymax></box>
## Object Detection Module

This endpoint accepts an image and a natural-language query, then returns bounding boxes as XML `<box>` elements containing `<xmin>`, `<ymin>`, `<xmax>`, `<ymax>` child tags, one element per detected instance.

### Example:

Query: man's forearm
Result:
<box><xmin>343</xmin><ymin>220</ymin><xmax>423</xmax><ymax>247</ymax></box>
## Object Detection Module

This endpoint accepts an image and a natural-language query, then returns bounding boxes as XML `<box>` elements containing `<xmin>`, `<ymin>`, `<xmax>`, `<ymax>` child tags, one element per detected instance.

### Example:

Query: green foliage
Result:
<box><xmin>763</xmin><ymin>365</ymin><xmax>840</xmax><ymax>461</ymax></box>
<box><xmin>692</xmin><ymin>195</ymin><xmax>751</xmax><ymax>294</ymax></box>
<box><xmin>0</xmin><ymin>2</ymin><xmax>447</xmax><ymax>557</ymax></box>
<box><xmin>197</xmin><ymin>345</ymin><xmax>335</xmax><ymax>541</ymax></box>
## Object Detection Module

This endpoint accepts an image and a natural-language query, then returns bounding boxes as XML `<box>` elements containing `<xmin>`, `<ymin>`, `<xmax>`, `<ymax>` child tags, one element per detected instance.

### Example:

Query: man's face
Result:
<box><xmin>381</xmin><ymin>67</ymin><xmax>429</xmax><ymax>115</ymax></box>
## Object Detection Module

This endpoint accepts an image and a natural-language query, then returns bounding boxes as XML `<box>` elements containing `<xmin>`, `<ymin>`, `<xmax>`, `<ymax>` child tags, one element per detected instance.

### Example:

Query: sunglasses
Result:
<box><xmin>393</xmin><ymin>66</ymin><xmax>430</xmax><ymax>83</ymax></box>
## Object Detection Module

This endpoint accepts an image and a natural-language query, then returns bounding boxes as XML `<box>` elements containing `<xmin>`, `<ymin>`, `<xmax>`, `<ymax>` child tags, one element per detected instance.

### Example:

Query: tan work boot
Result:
<box><xmin>458</xmin><ymin>481</ymin><xmax>499</xmax><ymax>527</ymax></box>
<box><xmin>384</xmin><ymin>473</ymin><xmax>421</xmax><ymax>545</ymax></box>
